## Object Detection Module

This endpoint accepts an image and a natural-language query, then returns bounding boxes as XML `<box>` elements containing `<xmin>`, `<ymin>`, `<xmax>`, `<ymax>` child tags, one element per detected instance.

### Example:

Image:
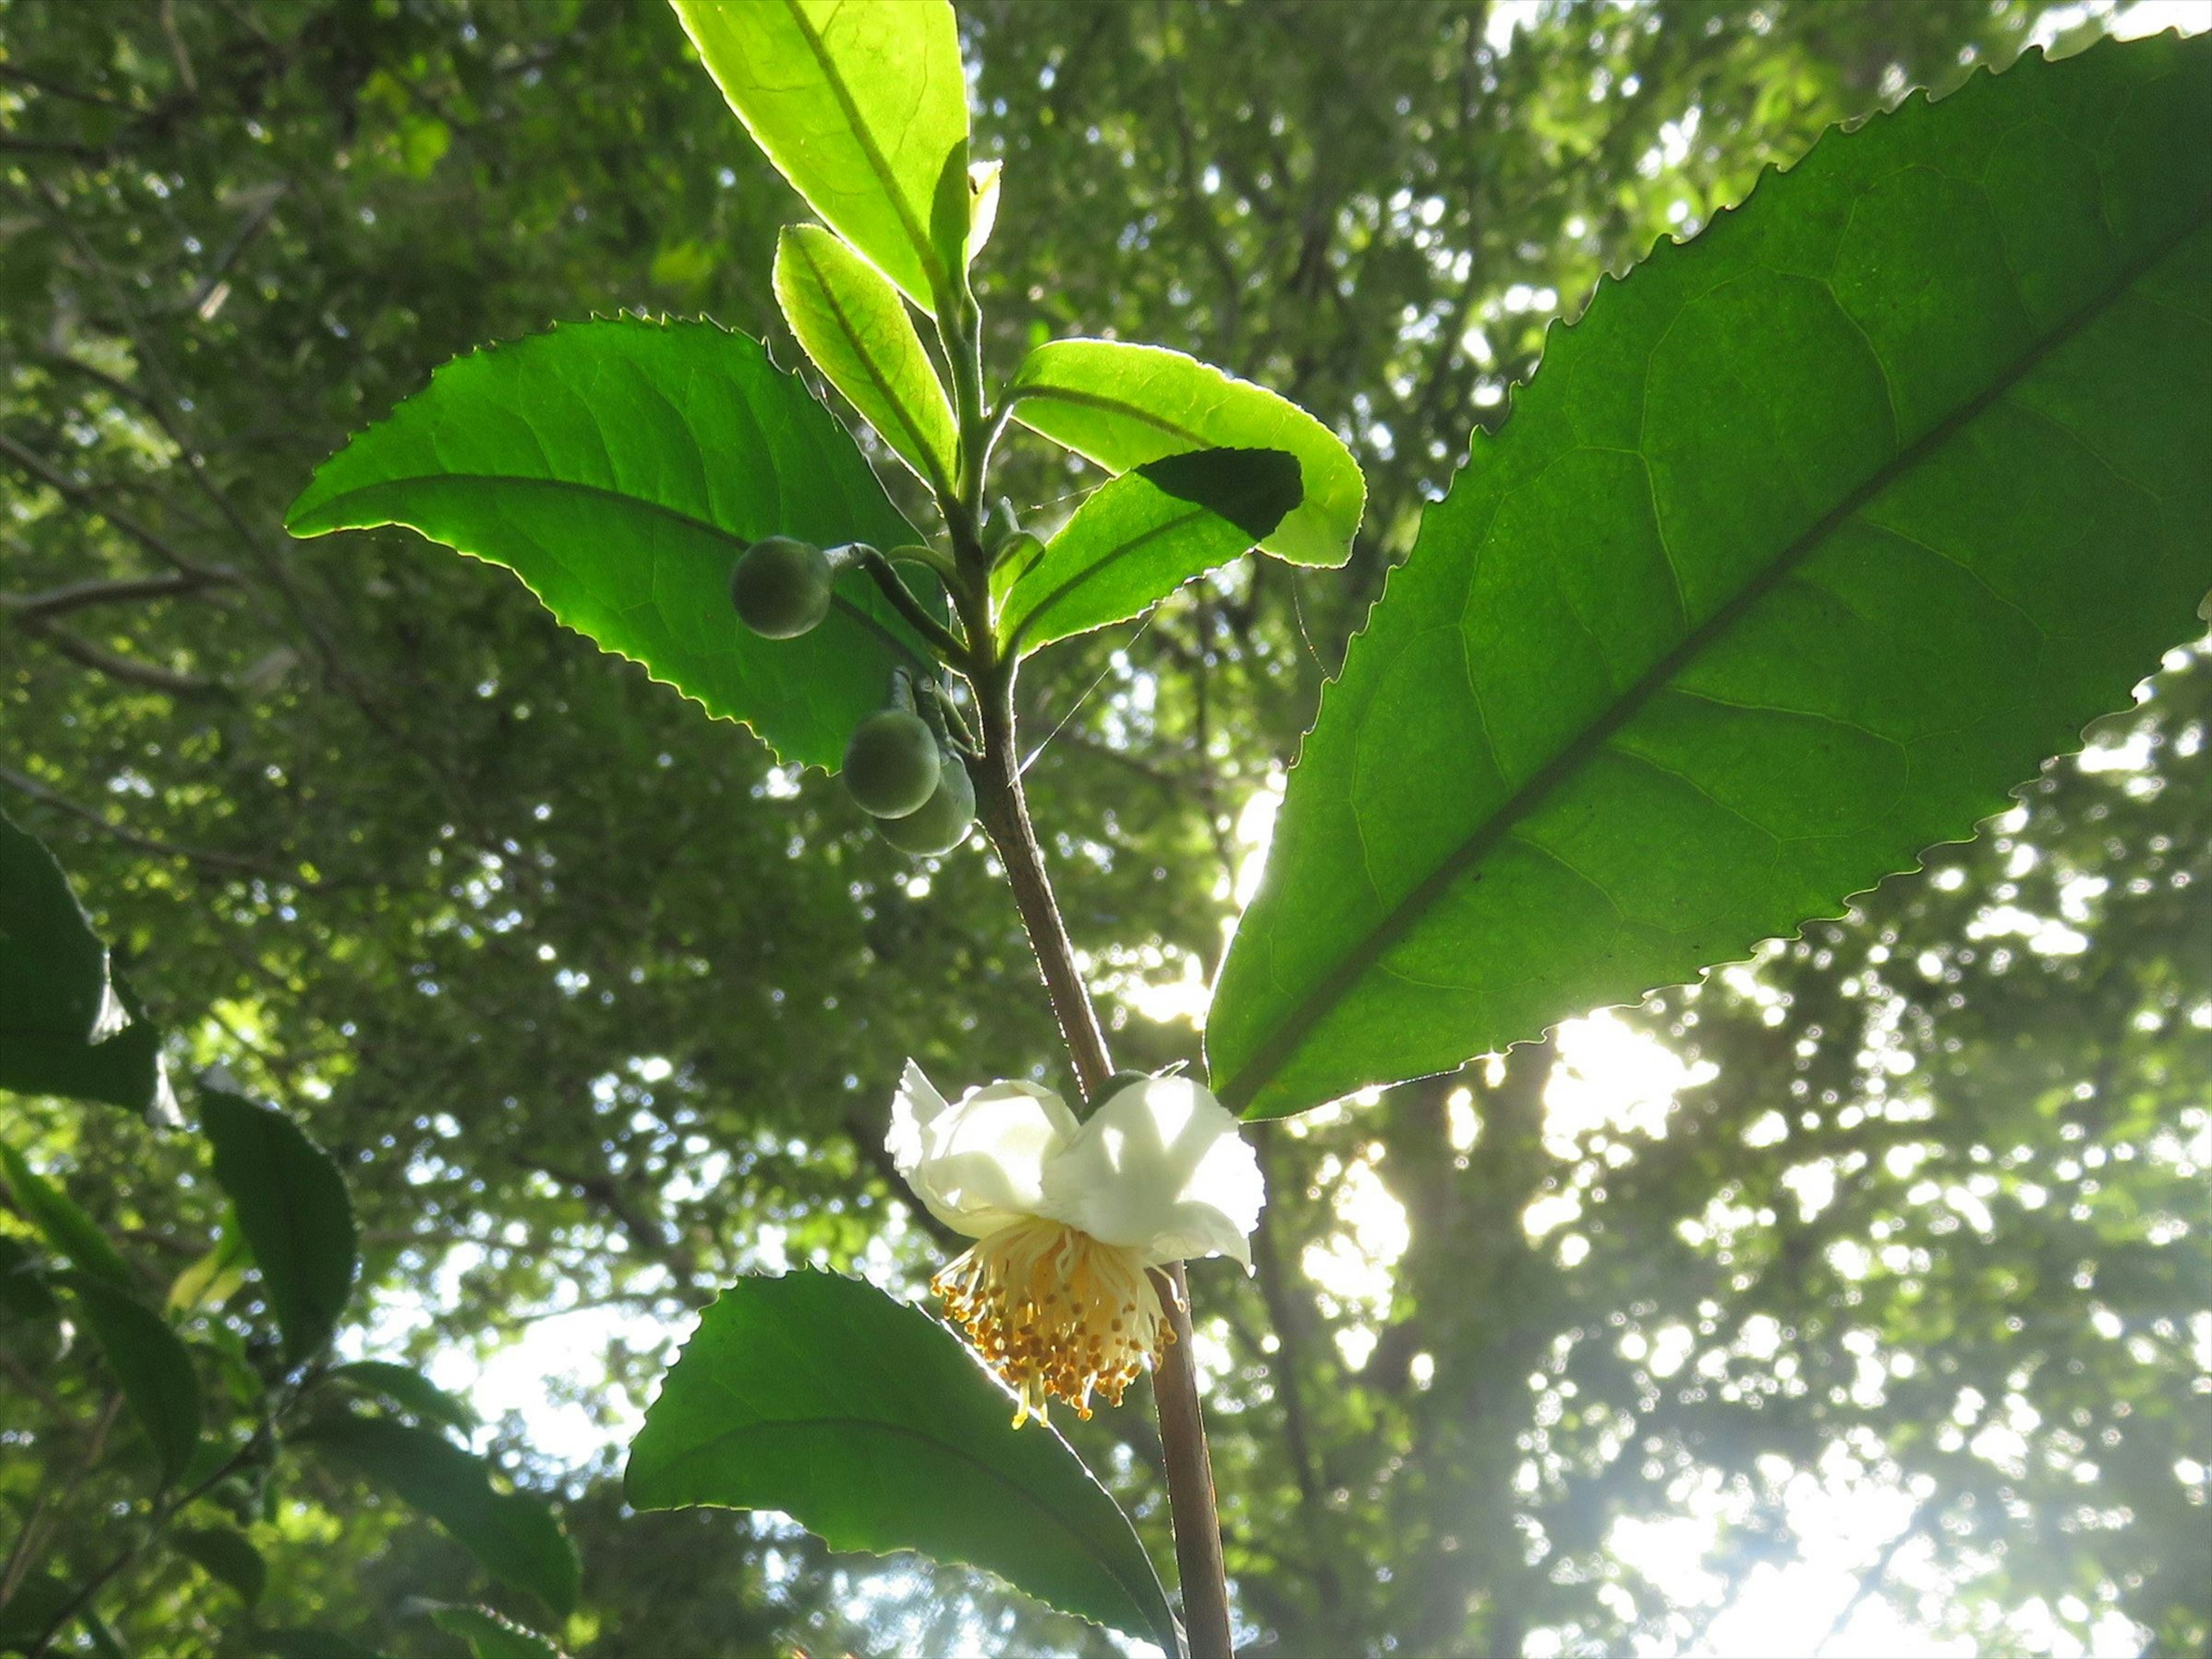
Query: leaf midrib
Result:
<box><xmin>297</xmin><ymin>472</ymin><xmax>930</xmax><ymax>673</ymax></box>
<box><xmin>641</xmin><ymin>1410</ymin><xmax>1167</xmax><ymax>1635</ymax></box>
<box><xmin>1219</xmin><ymin>203</ymin><xmax>2212</xmax><ymax>1114</ymax></box>
<box><xmin>788</xmin><ymin>232</ymin><xmax>955</xmax><ymax>496</ymax></box>
<box><xmin>1005</xmin><ymin>500</ymin><xmax>1214</xmax><ymax>653</ymax></box>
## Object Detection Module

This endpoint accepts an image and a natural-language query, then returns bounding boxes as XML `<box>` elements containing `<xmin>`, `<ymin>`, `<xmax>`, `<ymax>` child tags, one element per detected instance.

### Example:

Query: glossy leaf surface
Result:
<box><xmin>1010</xmin><ymin>338</ymin><xmax>1365</xmax><ymax>567</ymax></box>
<box><xmin>286</xmin><ymin>319</ymin><xmax>927</xmax><ymax>771</ymax></box>
<box><xmin>60</xmin><ymin>1271</ymin><xmax>201</xmax><ymax>1482</ymax></box>
<box><xmin>998</xmin><ymin>447</ymin><xmax>1302</xmax><ymax>654</ymax></box>
<box><xmin>775</xmin><ymin>223</ymin><xmax>959</xmax><ymax>491</ymax></box>
<box><xmin>298</xmin><ymin>1414</ymin><xmax>579</xmax><ymax>1616</ymax></box>
<box><xmin>625</xmin><ymin>1271</ymin><xmax>1177</xmax><ymax>1651</ymax></box>
<box><xmin>1211</xmin><ymin>35</ymin><xmax>2212</xmax><ymax>1120</ymax></box>
<box><xmin>201</xmin><ymin>1087</ymin><xmax>358</xmax><ymax>1361</ymax></box>
<box><xmin>672</xmin><ymin>0</ymin><xmax>968</xmax><ymax>307</ymax></box>
<box><xmin>0</xmin><ymin>809</ymin><xmax>165</xmax><ymax>1114</ymax></box>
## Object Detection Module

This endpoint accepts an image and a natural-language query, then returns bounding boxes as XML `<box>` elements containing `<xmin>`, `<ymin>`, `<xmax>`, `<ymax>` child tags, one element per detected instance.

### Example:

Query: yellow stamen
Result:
<box><xmin>932</xmin><ymin>1216</ymin><xmax>1173</xmax><ymax>1425</ymax></box>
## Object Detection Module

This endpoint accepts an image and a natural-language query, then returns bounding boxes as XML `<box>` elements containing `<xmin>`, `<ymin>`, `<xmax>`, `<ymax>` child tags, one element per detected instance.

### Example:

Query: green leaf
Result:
<box><xmin>173</xmin><ymin>1522</ymin><xmax>267</xmax><ymax>1606</ymax></box>
<box><xmin>0</xmin><ymin>1144</ymin><xmax>133</xmax><ymax>1289</ymax></box>
<box><xmin>59</xmin><ymin>1271</ymin><xmax>201</xmax><ymax>1483</ymax></box>
<box><xmin>671</xmin><ymin>0</ymin><xmax>969</xmax><ymax>308</ymax></box>
<box><xmin>774</xmin><ymin>224</ymin><xmax>959</xmax><ymax>492</ymax></box>
<box><xmin>322</xmin><ymin>1359</ymin><xmax>479</xmax><ymax>1434</ymax></box>
<box><xmin>426</xmin><ymin>1605</ymin><xmax>566</xmax><ymax>1659</ymax></box>
<box><xmin>0</xmin><ymin>807</ymin><xmax>168</xmax><ymax>1115</ymax></box>
<box><xmin>297</xmin><ymin>1414</ymin><xmax>579</xmax><ymax>1617</ymax></box>
<box><xmin>200</xmin><ymin>1086</ymin><xmax>358</xmax><ymax>1361</ymax></box>
<box><xmin>1010</xmin><ymin>338</ymin><xmax>1365</xmax><ymax>567</ymax></box>
<box><xmin>1209</xmin><ymin>35</ymin><xmax>2212</xmax><ymax>1121</ymax></box>
<box><xmin>998</xmin><ymin>448</ymin><xmax>1304</xmax><ymax>654</ymax></box>
<box><xmin>625</xmin><ymin>1271</ymin><xmax>1177</xmax><ymax>1652</ymax></box>
<box><xmin>167</xmin><ymin>1207</ymin><xmax>253</xmax><ymax>1316</ymax></box>
<box><xmin>285</xmin><ymin>317</ymin><xmax>931</xmax><ymax>772</ymax></box>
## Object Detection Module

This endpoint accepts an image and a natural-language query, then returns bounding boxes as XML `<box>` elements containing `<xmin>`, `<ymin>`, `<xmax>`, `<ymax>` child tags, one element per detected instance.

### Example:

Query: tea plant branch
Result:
<box><xmin>936</xmin><ymin>318</ymin><xmax>1234</xmax><ymax>1656</ymax></box>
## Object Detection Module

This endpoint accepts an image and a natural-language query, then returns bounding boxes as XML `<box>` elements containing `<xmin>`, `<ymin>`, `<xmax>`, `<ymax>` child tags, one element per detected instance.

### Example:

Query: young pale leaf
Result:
<box><xmin>173</xmin><ymin>1523</ymin><xmax>268</xmax><ymax>1606</ymax></box>
<box><xmin>0</xmin><ymin>808</ymin><xmax>168</xmax><ymax>1116</ymax></box>
<box><xmin>1209</xmin><ymin>35</ymin><xmax>2212</xmax><ymax>1122</ymax></box>
<box><xmin>166</xmin><ymin>1212</ymin><xmax>252</xmax><ymax>1316</ymax></box>
<box><xmin>60</xmin><ymin>1271</ymin><xmax>201</xmax><ymax>1483</ymax></box>
<box><xmin>322</xmin><ymin>1359</ymin><xmax>479</xmax><ymax>1434</ymax></box>
<box><xmin>775</xmin><ymin>224</ymin><xmax>959</xmax><ymax>493</ymax></box>
<box><xmin>200</xmin><ymin>1087</ymin><xmax>358</xmax><ymax>1361</ymax></box>
<box><xmin>286</xmin><ymin>319</ymin><xmax>931</xmax><ymax>772</ymax></box>
<box><xmin>1010</xmin><ymin>338</ymin><xmax>1364</xmax><ymax>567</ymax></box>
<box><xmin>626</xmin><ymin>1271</ymin><xmax>1179</xmax><ymax>1653</ymax></box>
<box><xmin>672</xmin><ymin>0</ymin><xmax>969</xmax><ymax>308</ymax></box>
<box><xmin>0</xmin><ymin>1143</ymin><xmax>133</xmax><ymax>1289</ymax></box>
<box><xmin>999</xmin><ymin>448</ymin><xmax>1303</xmax><ymax>654</ymax></box>
<box><xmin>427</xmin><ymin>1605</ymin><xmax>566</xmax><ymax>1659</ymax></box>
<box><xmin>297</xmin><ymin>1414</ymin><xmax>579</xmax><ymax>1617</ymax></box>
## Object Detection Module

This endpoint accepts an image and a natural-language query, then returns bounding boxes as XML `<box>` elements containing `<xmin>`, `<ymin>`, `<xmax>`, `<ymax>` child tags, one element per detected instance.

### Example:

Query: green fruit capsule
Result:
<box><xmin>876</xmin><ymin>752</ymin><xmax>976</xmax><ymax>856</ymax></box>
<box><xmin>843</xmin><ymin>710</ymin><xmax>941</xmax><ymax>819</ymax></box>
<box><xmin>730</xmin><ymin>536</ymin><xmax>834</xmax><ymax>639</ymax></box>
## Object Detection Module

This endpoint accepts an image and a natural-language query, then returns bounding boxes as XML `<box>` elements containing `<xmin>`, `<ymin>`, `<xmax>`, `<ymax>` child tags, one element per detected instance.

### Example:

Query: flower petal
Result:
<box><xmin>1037</xmin><ymin>1075</ymin><xmax>1263</xmax><ymax>1268</ymax></box>
<box><xmin>887</xmin><ymin>1063</ymin><xmax>1080</xmax><ymax>1239</ymax></box>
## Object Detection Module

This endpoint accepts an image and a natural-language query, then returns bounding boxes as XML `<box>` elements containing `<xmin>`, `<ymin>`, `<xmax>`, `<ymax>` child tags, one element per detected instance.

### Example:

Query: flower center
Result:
<box><xmin>933</xmin><ymin>1215</ymin><xmax>1172</xmax><ymax>1425</ymax></box>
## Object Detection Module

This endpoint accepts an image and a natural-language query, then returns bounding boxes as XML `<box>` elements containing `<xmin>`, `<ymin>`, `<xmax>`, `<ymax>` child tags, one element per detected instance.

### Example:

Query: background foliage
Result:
<box><xmin>2</xmin><ymin>1</ymin><xmax>2205</xmax><ymax>1654</ymax></box>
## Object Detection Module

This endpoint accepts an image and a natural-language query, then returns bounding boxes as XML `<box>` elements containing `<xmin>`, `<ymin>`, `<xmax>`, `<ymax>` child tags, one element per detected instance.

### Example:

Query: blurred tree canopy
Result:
<box><xmin>1</xmin><ymin>1</ymin><xmax>2205</xmax><ymax>1655</ymax></box>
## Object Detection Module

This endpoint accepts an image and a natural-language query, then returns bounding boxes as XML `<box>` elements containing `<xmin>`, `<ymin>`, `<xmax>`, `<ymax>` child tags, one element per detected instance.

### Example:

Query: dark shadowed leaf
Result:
<box><xmin>624</xmin><ymin>1271</ymin><xmax>1178</xmax><ymax>1652</ymax></box>
<box><xmin>285</xmin><ymin>319</ymin><xmax>931</xmax><ymax>772</ymax></box>
<box><xmin>322</xmin><ymin>1359</ymin><xmax>478</xmax><ymax>1434</ymax></box>
<box><xmin>200</xmin><ymin>1086</ymin><xmax>358</xmax><ymax>1361</ymax></box>
<box><xmin>0</xmin><ymin>808</ymin><xmax>168</xmax><ymax>1115</ymax></box>
<box><xmin>1010</xmin><ymin>338</ymin><xmax>1365</xmax><ymax>567</ymax></box>
<box><xmin>59</xmin><ymin>1271</ymin><xmax>201</xmax><ymax>1483</ymax></box>
<box><xmin>1210</xmin><ymin>35</ymin><xmax>2212</xmax><ymax>1119</ymax></box>
<box><xmin>297</xmin><ymin>1414</ymin><xmax>579</xmax><ymax>1617</ymax></box>
<box><xmin>670</xmin><ymin>0</ymin><xmax>968</xmax><ymax>308</ymax></box>
<box><xmin>998</xmin><ymin>448</ymin><xmax>1302</xmax><ymax>654</ymax></box>
<box><xmin>173</xmin><ymin>1522</ymin><xmax>267</xmax><ymax>1605</ymax></box>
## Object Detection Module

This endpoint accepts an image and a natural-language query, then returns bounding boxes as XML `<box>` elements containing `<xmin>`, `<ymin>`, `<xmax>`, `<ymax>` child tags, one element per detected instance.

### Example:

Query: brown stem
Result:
<box><xmin>969</xmin><ymin>665</ymin><xmax>1233</xmax><ymax>1659</ymax></box>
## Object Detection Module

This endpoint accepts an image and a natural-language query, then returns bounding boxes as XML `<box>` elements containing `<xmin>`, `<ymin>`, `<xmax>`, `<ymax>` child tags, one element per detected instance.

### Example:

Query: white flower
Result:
<box><xmin>888</xmin><ymin>1062</ymin><xmax>1264</xmax><ymax>1422</ymax></box>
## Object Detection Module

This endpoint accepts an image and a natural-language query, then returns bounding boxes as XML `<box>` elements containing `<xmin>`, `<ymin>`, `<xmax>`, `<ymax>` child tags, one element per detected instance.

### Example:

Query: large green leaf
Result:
<box><xmin>672</xmin><ymin>0</ymin><xmax>969</xmax><ymax>309</ymax></box>
<box><xmin>60</xmin><ymin>1271</ymin><xmax>202</xmax><ymax>1483</ymax></box>
<box><xmin>0</xmin><ymin>1143</ymin><xmax>132</xmax><ymax>1289</ymax></box>
<box><xmin>998</xmin><ymin>447</ymin><xmax>1303</xmax><ymax>654</ymax></box>
<box><xmin>0</xmin><ymin>808</ymin><xmax>167</xmax><ymax>1115</ymax></box>
<box><xmin>625</xmin><ymin>1271</ymin><xmax>1178</xmax><ymax>1652</ymax></box>
<box><xmin>1209</xmin><ymin>35</ymin><xmax>2212</xmax><ymax>1120</ymax></box>
<box><xmin>200</xmin><ymin>1086</ymin><xmax>358</xmax><ymax>1362</ymax></box>
<box><xmin>774</xmin><ymin>224</ymin><xmax>959</xmax><ymax>493</ymax></box>
<box><xmin>285</xmin><ymin>318</ymin><xmax>931</xmax><ymax>771</ymax></box>
<box><xmin>297</xmin><ymin>1414</ymin><xmax>579</xmax><ymax>1617</ymax></box>
<box><xmin>1009</xmin><ymin>338</ymin><xmax>1365</xmax><ymax>567</ymax></box>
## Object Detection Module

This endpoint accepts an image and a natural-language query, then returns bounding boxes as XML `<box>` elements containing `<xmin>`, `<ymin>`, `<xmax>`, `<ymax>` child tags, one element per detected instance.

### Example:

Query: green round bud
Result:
<box><xmin>876</xmin><ymin>751</ymin><xmax>976</xmax><ymax>856</ymax></box>
<box><xmin>843</xmin><ymin>710</ymin><xmax>941</xmax><ymax>819</ymax></box>
<box><xmin>730</xmin><ymin>536</ymin><xmax>833</xmax><ymax>639</ymax></box>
